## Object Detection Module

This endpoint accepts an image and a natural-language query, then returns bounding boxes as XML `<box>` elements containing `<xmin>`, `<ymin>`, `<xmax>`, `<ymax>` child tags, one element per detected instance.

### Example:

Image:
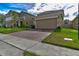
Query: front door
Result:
<box><xmin>20</xmin><ymin>21</ymin><xmax>23</xmax><ymax>27</ymax></box>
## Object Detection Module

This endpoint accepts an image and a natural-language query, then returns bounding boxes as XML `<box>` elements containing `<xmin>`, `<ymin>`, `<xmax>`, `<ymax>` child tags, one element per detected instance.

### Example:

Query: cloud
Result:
<box><xmin>27</xmin><ymin>3</ymin><xmax>44</xmax><ymax>15</ymax></box>
<box><xmin>67</xmin><ymin>5</ymin><xmax>74</xmax><ymax>9</ymax></box>
<box><xmin>28</xmin><ymin>3</ymin><xmax>67</xmax><ymax>13</ymax></box>
<box><xmin>73</xmin><ymin>12</ymin><xmax>78</xmax><ymax>16</ymax></box>
<box><xmin>0</xmin><ymin>10</ymin><xmax>9</xmax><ymax>15</ymax></box>
<box><xmin>64</xmin><ymin>14</ymin><xmax>69</xmax><ymax>17</ymax></box>
<box><xmin>27</xmin><ymin>3</ymin><xmax>78</xmax><ymax>21</ymax></box>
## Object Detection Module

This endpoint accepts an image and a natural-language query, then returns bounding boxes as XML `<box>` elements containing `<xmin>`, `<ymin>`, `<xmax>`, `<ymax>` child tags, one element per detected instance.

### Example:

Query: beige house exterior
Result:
<box><xmin>4</xmin><ymin>10</ymin><xmax>64</xmax><ymax>29</ymax></box>
<box><xmin>34</xmin><ymin>10</ymin><xmax>64</xmax><ymax>29</ymax></box>
<box><xmin>5</xmin><ymin>10</ymin><xmax>35</xmax><ymax>27</ymax></box>
<box><xmin>20</xmin><ymin>12</ymin><xmax>35</xmax><ymax>26</ymax></box>
<box><xmin>71</xmin><ymin>16</ymin><xmax>78</xmax><ymax>29</ymax></box>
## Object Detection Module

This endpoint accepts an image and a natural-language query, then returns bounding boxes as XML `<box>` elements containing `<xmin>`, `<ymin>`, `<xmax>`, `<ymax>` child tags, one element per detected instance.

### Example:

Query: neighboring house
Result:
<box><xmin>34</xmin><ymin>10</ymin><xmax>64</xmax><ymax>29</ymax></box>
<box><xmin>5</xmin><ymin>10</ymin><xmax>35</xmax><ymax>27</ymax></box>
<box><xmin>0</xmin><ymin>14</ymin><xmax>5</xmax><ymax>27</ymax></box>
<box><xmin>64</xmin><ymin>19</ymin><xmax>72</xmax><ymax>28</ymax></box>
<box><xmin>71</xmin><ymin>16</ymin><xmax>78</xmax><ymax>29</ymax></box>
<box><xmin>5</xmin><ymin>10</ymin><xmax>20</xmax><ymax>27</ymax></box>
<box><xmin>20</xmin><ymin>11</ymin><xmax>35</xmax><ymax>26</ymax></box>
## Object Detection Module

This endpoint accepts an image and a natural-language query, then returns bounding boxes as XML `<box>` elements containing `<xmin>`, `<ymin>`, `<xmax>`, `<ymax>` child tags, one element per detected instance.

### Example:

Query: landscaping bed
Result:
<box><xmin>42</xmin><ymin>28</ymin><xmax>79</xmax><ymax>50</ymax></box>
<box><xmin>0</xmin><ymin>28</ymin><xmax>26</xmax><ymax>34</ymax></box>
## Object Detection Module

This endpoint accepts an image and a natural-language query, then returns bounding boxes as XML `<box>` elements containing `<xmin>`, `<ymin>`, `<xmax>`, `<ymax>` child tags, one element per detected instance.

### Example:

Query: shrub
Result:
<box><xmin>26</xmin><ymin>25</ymin><xmax>30</xmax><ymax>28</ymax></box>
<box><xmin>30</xmin><ymin>25</ymin><xmax>35</xmax><ymax>29</ymax></box>
<box><xmin>54</xmin><ymin>26</ymin><xmax>62</xmax><ymax>32</ymax></box>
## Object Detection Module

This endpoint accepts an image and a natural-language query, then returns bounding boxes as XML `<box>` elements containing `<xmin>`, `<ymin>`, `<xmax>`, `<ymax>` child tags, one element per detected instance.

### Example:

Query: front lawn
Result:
<box><xmin>42</xmin><ymin>28</ymin><xmax>79</xmax><ymax>49</ymax></box>
<box><xmin>0</xmin><ymin>28</ymin><xmax>26</xmax><ymax>34</ymax></box>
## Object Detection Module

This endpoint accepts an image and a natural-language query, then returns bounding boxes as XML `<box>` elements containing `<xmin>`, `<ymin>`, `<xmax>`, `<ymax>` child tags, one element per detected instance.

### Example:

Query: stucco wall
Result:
<box><xmin>72</xmin><ymin>19</ymin><xmax>78</xmax><ymax>29</ymax></box>
<box><xmin>21</xmin><ymin>14</ymin><xmax>34</xmax><ymax>25</ymax></box>
<box><xmin>35</xmin><ymin>10</ymin><xmax>64</xmax><ymax>29</ymax></box>
<box><xmin>57</xmin><ymin>14</ymin><xmax>64</xmax><ymax>27</ymax></box>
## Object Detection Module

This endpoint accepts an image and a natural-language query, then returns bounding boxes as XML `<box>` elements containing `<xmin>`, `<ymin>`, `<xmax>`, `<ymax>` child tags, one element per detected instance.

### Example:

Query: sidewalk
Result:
<box><xmin>0</xmin><ymin>35</ymin><xmax>23</xmax><ymax>56</ymax></box>
<box><xmin>0</xmin><ymin>33</ymin><xmax>79</xmax><ymax>56</ymax></box>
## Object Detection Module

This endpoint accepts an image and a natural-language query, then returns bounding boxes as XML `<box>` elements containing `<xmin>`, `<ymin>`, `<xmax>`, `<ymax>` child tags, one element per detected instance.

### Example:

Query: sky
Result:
<box><xmin>0</xmin><ymin>3</ymin><xmax>78</xmax><ymax>21</ymax></box>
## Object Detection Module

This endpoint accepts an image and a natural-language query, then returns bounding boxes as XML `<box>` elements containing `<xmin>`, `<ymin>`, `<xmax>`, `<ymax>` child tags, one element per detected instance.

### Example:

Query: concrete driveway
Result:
<box><xmin>10</xmin><ymin>30</ymin><xmax>50</xmax><ymax>42</ymax></box>
<box><xmin>1</xmin><ymin>33</ymin><xmax>79</xmax><ymax>56</ymax></box>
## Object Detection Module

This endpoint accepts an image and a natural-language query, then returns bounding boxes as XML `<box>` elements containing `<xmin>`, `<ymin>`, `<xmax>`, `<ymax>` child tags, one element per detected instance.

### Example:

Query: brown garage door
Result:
<box><xmin>36</xmin><ymin>18</ymin><xmax>57</xmax><ymax>29</ymax></box>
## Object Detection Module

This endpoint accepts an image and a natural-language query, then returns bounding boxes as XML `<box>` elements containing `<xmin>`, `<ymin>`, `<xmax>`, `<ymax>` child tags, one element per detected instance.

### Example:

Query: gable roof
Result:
<box><xmin>6</xmin><ymin>10</ymin><xmax>20</xmax><ymax>15</ymax></box>
<box><xmin>5</xmin><ymin>10</ymin><xmax>21</xmax><ymax>18</ymax></box>
<box><xmin>35</xmin><ymin>16</ymin><xmax>58</xmax><ymax>21</ymax></box>
<box><xmin>37</xmin><ymin>9</ymin><xmax>64</xmax><ymax>16</ymax></box>
<box><xmin>5</xmin><ymin>10</ymin><xmax>35</xmax><ymax>21</ymax></box>
<box><xmin>20</xmin><ymin>11</ymin><xmax>35</xmax><ymax>17</ymax></box>
<box><xmin>5</xmin><ymin>10</ymin><xmax>35</xmax><ymax>17</ymax></box>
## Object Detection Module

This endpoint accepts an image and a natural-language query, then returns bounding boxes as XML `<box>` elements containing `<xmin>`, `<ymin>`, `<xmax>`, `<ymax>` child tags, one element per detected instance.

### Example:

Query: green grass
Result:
<box><xmin>0</xmin><ymin>28</ymin><xmax>26</xmax><ymax>34</ymax></box>
<box><xmin>42</xmin><ymin>28</ymin><xmax>79</xmax><ymax>49</ymax></box>
<box><xmin>23</xmin><ymin>51</ymin><xmax>38</xmax><ymax>56</ymax></box>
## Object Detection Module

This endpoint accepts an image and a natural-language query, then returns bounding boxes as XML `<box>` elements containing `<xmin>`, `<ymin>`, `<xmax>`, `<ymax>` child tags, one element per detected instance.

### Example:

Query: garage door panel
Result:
<box><xmin>36</xmin><ymin>18</ymin><xmax>57</xmax><ymax>29</ymax></box>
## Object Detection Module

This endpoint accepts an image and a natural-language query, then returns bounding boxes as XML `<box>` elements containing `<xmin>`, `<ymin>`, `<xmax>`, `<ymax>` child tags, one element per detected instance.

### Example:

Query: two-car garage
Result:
<box><xmin>33</xmin><ymin>10</ymin><xmax>64</xmax><ymax>30</ymax></box>
<box><xmin>34</xmin><ymin>18</ymin><xmax>57</xmax><ymax>29</ymax></box>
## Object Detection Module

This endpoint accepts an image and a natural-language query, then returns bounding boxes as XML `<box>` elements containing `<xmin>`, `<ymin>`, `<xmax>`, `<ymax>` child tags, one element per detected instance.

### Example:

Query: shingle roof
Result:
<box><xmin>37</xmin><ymin>9</ymin><xmax>64</xmax><ymax>16</ymax></box>
<box><xmin>20</xmin><ymin>11</ymin><xmax>35</xmax><ymax>17</ymax></box>
<box><xmin>35</xmin><ymin>16</ymin><xmax>58</xmax><ymax>20</ymax></box>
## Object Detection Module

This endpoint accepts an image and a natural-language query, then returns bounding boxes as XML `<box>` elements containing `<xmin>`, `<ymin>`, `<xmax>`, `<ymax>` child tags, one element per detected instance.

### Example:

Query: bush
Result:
<box><xmin>26</xmin><ymin>25</ymin><xmax>30</xmax><ymax>28</ymax></box>
<box><xmin>30</xmin><ymin>25</ymin><xmax>35</xmax><ymax>29</ymax></box>
<box><xmin>54</xmin><ymin>26</ymin><xmax>62</xmax><ymax>32</ymax></box>
<box><xmin>19</xmin><ymin>24</ymin><xmax>30</xmax><ymax>28</ymax></box>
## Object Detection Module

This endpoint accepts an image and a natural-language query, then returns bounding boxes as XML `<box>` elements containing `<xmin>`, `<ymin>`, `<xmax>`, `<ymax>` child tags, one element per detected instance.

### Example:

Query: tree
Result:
<box><xmin>9</xmin><ymin>10</ymin><xmax>20</xmax><ymax>27</ymax></box>
<box><xmin>0</xmin><ymin>14</ymin><xmax>5</xmax><ymax>27</ymax></box>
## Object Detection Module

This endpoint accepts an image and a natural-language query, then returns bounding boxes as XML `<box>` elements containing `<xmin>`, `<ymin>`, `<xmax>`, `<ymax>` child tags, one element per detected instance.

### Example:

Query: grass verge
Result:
<box><xmin>42</xmin><ymin>28</ymin><xmax>79</xmax><ymax>50</ymax></box>
<box><xmin>0</xmin><ymin>28</ymin><xmax>26</xmax><ymax>34</ymax></box>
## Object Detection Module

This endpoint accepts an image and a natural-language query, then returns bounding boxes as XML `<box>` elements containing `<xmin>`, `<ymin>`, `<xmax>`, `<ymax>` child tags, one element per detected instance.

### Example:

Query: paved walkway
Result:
<box><xmin>0</xmin><ymin>41</ymin><xmax>23</xmax><ymax>56</ymax></box>
<box><xmin>0</xmin><ymin>33</ymin><xmax>79</xmax><ymax>56</ymax></box>
<box><xmin>0</xmin><ymin>34</ymin><xmax>23</xmax><ymax>56</ymax></box>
